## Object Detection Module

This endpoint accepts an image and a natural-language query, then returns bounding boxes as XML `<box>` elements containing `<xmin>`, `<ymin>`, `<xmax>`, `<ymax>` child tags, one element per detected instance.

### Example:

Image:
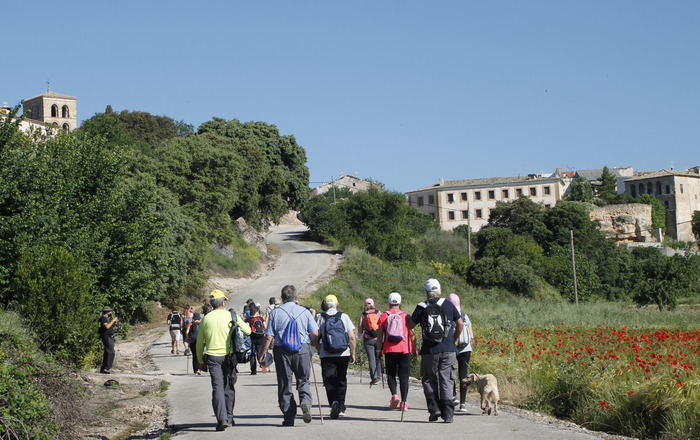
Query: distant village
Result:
<box><xmin>4</xmin><ymin>90</ymin><xmax>698</xmax><ymax>244</ymax></box>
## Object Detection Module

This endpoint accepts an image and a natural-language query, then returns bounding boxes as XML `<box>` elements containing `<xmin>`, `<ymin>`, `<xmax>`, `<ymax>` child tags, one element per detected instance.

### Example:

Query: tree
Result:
<box><xmin>488</xmin><ymin>198</ymin><xmax>549</xmax><ymax>242</ymax></box>
<box><xmin>692</xmin><ymin>211</ymin><xmax>700</xmax><ymax>240</ymax></box>
<box><xmin>597</xmin><ymin>166</ymin><xmax>617</xmax><ymax>203</ymax></box>
<box><xmin>568</xmin><ymin>178</ymin><xmax>594</xmax><ymax>202</ymax></box>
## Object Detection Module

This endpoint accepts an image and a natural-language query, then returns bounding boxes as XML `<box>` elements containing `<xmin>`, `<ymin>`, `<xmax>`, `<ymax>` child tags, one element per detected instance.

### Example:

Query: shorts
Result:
<box><xmin>170</xmin><ymin>329</ymin><xmax>182</xmax><ymax>341</ymax></box>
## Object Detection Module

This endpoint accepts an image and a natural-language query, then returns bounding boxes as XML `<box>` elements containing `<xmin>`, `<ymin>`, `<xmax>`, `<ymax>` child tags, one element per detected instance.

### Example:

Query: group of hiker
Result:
<box><xmin>189</xmin><ymin>277</ymin><xmax>473</xmax><ymax>431</ymax></box>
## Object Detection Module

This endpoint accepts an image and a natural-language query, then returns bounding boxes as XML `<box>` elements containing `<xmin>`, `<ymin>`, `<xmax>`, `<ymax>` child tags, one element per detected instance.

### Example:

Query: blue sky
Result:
<box><xmin>2</xmin><ymin>1</ymin><xmax>699</xmax><ymax>193</ymax></box>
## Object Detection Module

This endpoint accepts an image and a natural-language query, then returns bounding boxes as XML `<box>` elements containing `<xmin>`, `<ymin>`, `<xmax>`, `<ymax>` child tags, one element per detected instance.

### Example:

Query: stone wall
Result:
<box><xmin>589</xmin><ymin>203</ymin><xmax>655</xmax><ymax>242</ymax></box>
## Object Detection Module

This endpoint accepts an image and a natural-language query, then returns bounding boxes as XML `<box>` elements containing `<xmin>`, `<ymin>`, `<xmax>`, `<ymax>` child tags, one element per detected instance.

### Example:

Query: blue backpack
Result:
<box><xmin>280</xmin><ymin>308</ymin><xmax>303</xmax><ymax>352</ymax></box>
<box><xmin>322</xmin><ymin>312</ymin><xmax>349</xmax><ymax>354</ymax></box>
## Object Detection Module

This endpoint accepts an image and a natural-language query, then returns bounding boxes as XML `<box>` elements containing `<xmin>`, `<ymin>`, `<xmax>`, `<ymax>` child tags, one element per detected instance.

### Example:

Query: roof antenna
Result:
<box><xmin>47</xmin><ymin>81</ymin><xmax>51</xmax><ymax>92</ymax></box>
<box><xmin>670</xmin><ymin>160</ymin><xmax>674</xmax><ymax>170</ymax></box>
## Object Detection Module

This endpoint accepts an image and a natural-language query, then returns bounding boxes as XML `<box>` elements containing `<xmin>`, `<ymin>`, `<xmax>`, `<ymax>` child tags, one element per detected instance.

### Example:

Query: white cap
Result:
<box><xmin>388</xmin><ymin>292</ymin><xmax>402</xmax><ymax>305</ymax></box>
<box><xmin>425</xmin><ymin>278</ymin><xmax>441</xmax><ymax>295</ymax></box>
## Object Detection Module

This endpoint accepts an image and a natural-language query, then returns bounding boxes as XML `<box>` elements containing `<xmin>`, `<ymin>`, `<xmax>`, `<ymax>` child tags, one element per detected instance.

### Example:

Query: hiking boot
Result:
<box><xmin>282</xmin><ymin>420</ymin><xmax>294</xmax><ymax>427</ymax></box>
<box><xmin>215</xmin><ymin>422</ymin><xmax>229</xmax><ymax>431</ymax></box>
<box><xmin>339</xmin><ymin>406</ymin><xmax>346</xmax><ymax>417</ymax></box>
<box><xmin>389</xmin><ymin>394</ymin><xmax>400</xmax><ymax>409</ymax></box>
<box><xmin>301</xmin><ymin>403</ymin><xmax>312</xmax><ymax>423</ymax></box>
<box><xmin>370</xmin><ymin>379</ymin><xmax>380</xmax><ymax>386</ymax></box>
<box><xmin>330</xmin><ymin>401</ymin><xmax>340</xmax><ymax>419</ymax></box>
<box><xmin>453</xmin><ymin>396</ymin><xmax>459</xmax><ymax>405</ymax></box>
<box><xmin>399</xmin><ymin>402</ymin><xmax>408</xmax><ymax>411</ymax></box>
<box><xmin>428</xmin><ymin>412</ymin><xmax>440</xmax><ymax>422</ymax></box>
<box><xmin>457</xmin><ymin>403</ymin><xmax>468</xmax><ymax>413</ymax></box>
<box><xmin>251</xmin><ymin>371</ymin><xmax>257</xmax><ymax>375</ymax></box>
<box><xmin>171</xmin><ymin>350</ymin><xmax>175</xmax><ymax>354</ymax></box>
<box><xmin>443</xmin><ymin>416</ymin><xmax>454</xmax><ymax>423</ymax></box>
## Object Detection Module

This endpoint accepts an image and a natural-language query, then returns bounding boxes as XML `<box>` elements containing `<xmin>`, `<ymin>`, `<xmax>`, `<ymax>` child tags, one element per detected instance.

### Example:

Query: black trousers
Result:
<box><xmin>191</xmin><ymin>341</ymin><xmax>200</xmax><ymax>372</ymax></box>
<box><xmin>385</xmin><ymin>352</ymin><xmax>411</xmax><ymax>402</ymax></box>
<box><xmin>101</xmin><ymin>334</ymin><xmax>115</xmax><ymax>372</ymax></box>
<box><xmin>250</xmin><ymin>336</ymin><xmax>265</xmax><ymax>373</ymax></box>
<box><xmin>455</xmin><ymin>351</ymin><xmax>472</xmax><ymax>403</ymax></box>
<box><xmin>320</xmin><ymin>356</ymin><xmax>350</xmax><ymax>409</ymax></box>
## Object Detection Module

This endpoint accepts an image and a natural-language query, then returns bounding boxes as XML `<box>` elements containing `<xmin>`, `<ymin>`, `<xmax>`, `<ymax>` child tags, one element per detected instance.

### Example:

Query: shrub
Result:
<box><xmin>12</xmin><ymin>245</ymin><xmax>101</xmax><ymax>366</ymax></box>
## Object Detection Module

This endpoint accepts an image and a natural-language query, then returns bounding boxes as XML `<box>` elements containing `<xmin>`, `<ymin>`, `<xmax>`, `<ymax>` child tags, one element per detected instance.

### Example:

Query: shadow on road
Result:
<box><xmin>294</xmin><ymin>249</ymin><xmax>340</xmax><ymax>255</ymax></box>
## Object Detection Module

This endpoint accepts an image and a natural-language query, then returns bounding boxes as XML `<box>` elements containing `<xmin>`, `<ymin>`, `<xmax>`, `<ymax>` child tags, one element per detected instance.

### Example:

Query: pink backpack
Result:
<box><xmin>385</xmin><ymin>312</ymin><xmax>406</xmax><ymax>342</ymax></box>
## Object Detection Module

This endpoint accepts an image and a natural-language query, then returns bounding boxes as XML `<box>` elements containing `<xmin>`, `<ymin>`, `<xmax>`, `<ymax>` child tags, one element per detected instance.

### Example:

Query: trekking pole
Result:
<box><xmin>310</xmin><ymin>355</ymin><xmax>324</xmax><ymax>424</ymax></box>
<box><xmin>186</xmin><ymin>351</ymin><xmax>189</xmax><ymax>375</ymax></box>
<box><xmin>381</xmin><ymin>356</ymin><xmax>386</xmax><ymax>390</ymax></box>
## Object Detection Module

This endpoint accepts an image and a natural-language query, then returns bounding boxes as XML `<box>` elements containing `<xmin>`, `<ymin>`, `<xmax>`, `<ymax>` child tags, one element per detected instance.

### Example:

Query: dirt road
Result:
<box><xmin>151</xmin><ymin>224</ymin><xmax>611</xmax><ymax>439</ymax></box>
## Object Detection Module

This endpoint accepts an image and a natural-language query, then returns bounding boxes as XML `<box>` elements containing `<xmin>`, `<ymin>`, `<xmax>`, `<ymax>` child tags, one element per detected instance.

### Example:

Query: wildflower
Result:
<box><xmin>627</xmin><ymin>391</ymin><xmax>634</xmax><ymax>396</ymax></box>
<box><xmin>599</xmin><ymin>401</ymin><xmax>609</xmax><ymax>410</ymax></box>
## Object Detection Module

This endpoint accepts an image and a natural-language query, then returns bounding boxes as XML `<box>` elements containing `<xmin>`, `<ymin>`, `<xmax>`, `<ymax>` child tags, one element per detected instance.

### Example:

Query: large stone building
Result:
<box><xmin>623</xmin><ymin>168</ymin><xmax>700</xmax><ymax>241</ymax></box>
<box><xmin>311</xmin><ymin>174</ymin><xmax>383</xmax><ymax>197</ymax></box>
<box><xmin>22</xmin><ymin>90</ymin><xmax>77</xmax><ymax>132</ymax></box>
<box><xmin>406</xmin><ymin>172</ymin><xmax>571</xmax><ymax>232</ymax></box>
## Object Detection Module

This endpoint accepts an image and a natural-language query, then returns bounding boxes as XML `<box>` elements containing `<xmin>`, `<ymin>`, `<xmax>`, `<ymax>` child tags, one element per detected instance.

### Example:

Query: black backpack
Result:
<box><xmin>322</xmin><ymin>312</ymin><xmax>349</xmax><ymax>354</ymax></box>
<box><xmin>418</xmin><ymin>298</ymin><xmax>448</xmax><ymax>343</ymax></box>
<box><xmin>188</xmin><ymin>321</ymin><xmax>200</xmax><ymax>344</ymax></box>
<box><xmin>169</xmin><ymin>312</ymin><xmax>181</xmax><ymax>330</ymax></box>
<box><xmin>229</xmin><ymin>312</ymin><xmax>251</xmax><ymax>363</ymax></box>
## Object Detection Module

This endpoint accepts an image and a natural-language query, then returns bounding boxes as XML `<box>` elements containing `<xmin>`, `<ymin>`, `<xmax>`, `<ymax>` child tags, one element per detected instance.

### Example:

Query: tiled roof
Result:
<box><xmin>23</xmin><ymin>91</ymin><xmax>77</xmax><ymax>101</ymax></box>
<box><xmin>407</xmin><ymin>175</ymin><xmax>562</xmax><ymax>193</ymax></box>
<box><xmin>624</xmin><ymin>169</ymin><xmax>700</xmax><ymax>181</ymax></box>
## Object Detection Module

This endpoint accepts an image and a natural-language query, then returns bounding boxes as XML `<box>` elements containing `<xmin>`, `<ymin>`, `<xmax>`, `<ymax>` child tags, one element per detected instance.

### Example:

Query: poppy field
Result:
<box><xmin>471</xmin><ymin>326</ymin><xmax>700</xmax><ymax>439</ymax></box>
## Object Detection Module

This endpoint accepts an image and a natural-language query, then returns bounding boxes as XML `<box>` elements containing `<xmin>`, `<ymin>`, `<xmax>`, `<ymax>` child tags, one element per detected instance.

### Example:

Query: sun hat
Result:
<box><xmin>324</xmin><ymin>294</ymin><xmax>339</xmax><ymax>306</ymax></box>
<box><xmin>365</xmin><ymin>298</ymin><xmax>375</xmax><ymax>307</ymax></box>
<box><xmin>388</xmin><ymin>292</ymin><xmax>402</xmax><ymax>305</ymax></box>
<box><xmin>102</xmin><ymin>306</ymin><xmax>113</xmax><ymax>313</ymax></box>
<box><xmin>425</xmin><ymin>278</ymin><xmax>441</xmax><ymax>295</ymax></box>
<box><xmin>210</xmin><ymin>289</ymin><xmax>229</xmax><ymax>300</ymax></box>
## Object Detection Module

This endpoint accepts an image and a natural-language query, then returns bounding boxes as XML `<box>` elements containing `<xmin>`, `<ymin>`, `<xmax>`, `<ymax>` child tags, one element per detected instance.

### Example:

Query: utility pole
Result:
<box><xmin>570</xmin><ymin>230</ymin><xmax>579</xmax><ymax>307</ymax></box>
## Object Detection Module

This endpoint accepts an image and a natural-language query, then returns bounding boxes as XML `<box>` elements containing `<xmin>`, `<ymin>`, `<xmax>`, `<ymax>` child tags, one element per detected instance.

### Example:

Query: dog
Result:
<box><xmin>464</xmin><ymin>373</ymin><xmax>499</xmax><ymax>416</ymax></box>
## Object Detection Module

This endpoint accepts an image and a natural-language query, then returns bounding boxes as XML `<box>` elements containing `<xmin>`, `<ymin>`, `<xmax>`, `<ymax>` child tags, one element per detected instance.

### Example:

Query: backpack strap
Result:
<box><xmin>417</xmin><ymin>302</ymin><xmax>427</xmax><ymax>309</ymax></box>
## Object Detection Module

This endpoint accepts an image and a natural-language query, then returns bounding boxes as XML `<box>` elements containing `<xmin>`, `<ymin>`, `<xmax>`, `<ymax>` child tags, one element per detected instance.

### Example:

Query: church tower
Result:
<box><xmin>22</xmin><ymin>88</ymin><xmax>77</xmax><ymax>132</ymax></box>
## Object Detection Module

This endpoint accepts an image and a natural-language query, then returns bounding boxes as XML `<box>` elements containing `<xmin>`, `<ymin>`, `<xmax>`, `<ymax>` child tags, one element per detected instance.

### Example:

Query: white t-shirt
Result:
<box><xmin>316</xmin><ymin>308</ymin><xmax>355</xmax><ymax>358</ymax></box>
<box><xmin>458</xmin><ymin>313</ymin><xmax>473</xmax><ymax>354</ymax></box>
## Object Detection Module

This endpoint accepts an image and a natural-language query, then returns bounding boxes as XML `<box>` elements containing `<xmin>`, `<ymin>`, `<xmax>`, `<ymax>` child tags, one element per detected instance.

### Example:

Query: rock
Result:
<box><xmin>589</xmin><ymin>204</ymin><xmax>655</xmax><ymax>243</ymax></box>
<box><xmin>234</xmin><ymin>217</ymin><xmax>267</xmax><ymax>255</ymax></box>
<box><xmin>104</xmin><ymin>379</ymin><xmax>120</xmax><ymax>387</ymax></box>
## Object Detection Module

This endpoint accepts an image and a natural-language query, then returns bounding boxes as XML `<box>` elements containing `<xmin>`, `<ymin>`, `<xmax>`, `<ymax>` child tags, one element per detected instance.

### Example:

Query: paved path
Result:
<box><xmin>150</xmin><ymin>225</ymin><xmax>605</xmax><ymax>439</ymax></box>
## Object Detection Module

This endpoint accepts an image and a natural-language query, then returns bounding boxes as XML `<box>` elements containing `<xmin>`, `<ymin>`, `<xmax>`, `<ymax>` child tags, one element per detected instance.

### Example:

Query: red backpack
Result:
<box><xmin>250</xmin><ymin>316</ymin><xmax>265</xmax><ymax>335</ymax></box>
<box><xmin>363</xmin><ymin>310</ymin><xmax>380</xmax><ymax>337</ymax></box>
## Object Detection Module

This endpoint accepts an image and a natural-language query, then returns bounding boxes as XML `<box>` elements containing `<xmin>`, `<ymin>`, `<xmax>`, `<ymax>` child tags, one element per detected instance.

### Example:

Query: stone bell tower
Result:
<box><xmin>22</xmin><ymin>85</ymin><xmax>77</xmax><ymax>131</ymax></box>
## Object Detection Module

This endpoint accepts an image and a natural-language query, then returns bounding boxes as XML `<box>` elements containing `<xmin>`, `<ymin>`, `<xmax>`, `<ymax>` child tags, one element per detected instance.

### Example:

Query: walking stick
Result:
<box><xmin>381</xmin><ymin>356</ymin><xmax>386</xmax><ymax>390</ymax></box>
<box><xmin>310</xmin><ymin>356</ymin><xmax>324</xmax><ymax>424</ymax></box>
<box><xmin>186</xmin><ymin>351</ymin><xmax>189</xmax><ymax>375</ymax></box>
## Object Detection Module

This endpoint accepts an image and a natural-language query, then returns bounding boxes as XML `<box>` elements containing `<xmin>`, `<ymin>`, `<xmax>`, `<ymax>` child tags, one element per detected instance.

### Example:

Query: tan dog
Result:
<box><xmin>464</xmin><ymin>373</ymin><xmax>499</xmax><ymax>415</ymax></box>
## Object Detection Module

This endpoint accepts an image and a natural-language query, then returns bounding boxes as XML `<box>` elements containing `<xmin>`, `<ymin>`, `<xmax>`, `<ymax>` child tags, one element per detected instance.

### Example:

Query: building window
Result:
<box><xmin>475</xmin><ymin>209</ymin><xmax>483</xmax><ymax>218</ymax></box>
<box><xmin>502</xmin><ymin>189</ymin><xmax>509</xmax><ymax>199</ymax></box>
<box><xmin>447</xmin><ymin>193</ymin><xmax>455</xmax><ymax>203</ymax></box>
<box><xmin>544</xmin><ymin>186</ymin><xmax>551</xmax><ymax>195</ymax></box>
<box><xmin>631</xmin><ymin>185</ymin><xmax>637</xmax><ymax>197</ymax></box>
<box><xmin>62</xmin><ymin>123</ymin><xmax>69</xmax><ymax>131</ymax></box>
<box><xmin>516</xmin><ymin>188</ymin><xmax>523</xmax><ymax>197</ymax></box>
<box><xmin>488</xmin><ymin>190</ymin><xmax>495</xmax><ymax>200</ymax></box>
<box><xmin>665</xmin><ymin>184</ymin><xmax>670</xmax><ymax>194</ymax></box>
<box><xmin>639</xmin><ymin>183</ymin><xmax>644</xmax><ymax>194</ymax></box>
<box><xmin>62</xmin><ymin>105</ymin><xmax>69</xmax><ymax>118</ymax></box>
<box><xmin>417</xmin><ymin>196</ymin><xmax>424</xmax><ymax>207</ymax></box>
<box><xmin>529</xmin><ymin>187</ymin><xmax>537</xmax><ymax>196</ymax></box>
<box><xmin>680</xmin><ymin>184</ymin><xmax>684</xmax><ymax>194</ymax></box>
<box><xmin>431</xmin><ymin>212</ymin><xmax>436</xmax><ymax>220</ymax></box>
<box><xmin>428</xmin><ymin>195</ymin><xmax>435</xmax><ymax>205</ymax></box>
<box><xmin>656</xmin><ymin>182</ymin><xmax>662</xmax><ymax>195</ymax></box>
<box><xmin>474</xmin><ymin>191</ymin><xmax>482</xmax><ymax>200</ymax></box>
<box><xmin>51</xmin><ymin>104</ymin><xmax>58</xmax><ymax>117</ymax></box>
<box><xmin>448</xmin><ymin>211</ymin><xmax>455</xmax><ymax>220</ymax></box>
<box><xmin>545</xmin><ymin>204</ymin><xmax>551</xmax><ymax>208</ymax></box>
<box><xmin>461</xmin><ymin>192</ymin><xmax>467</xmax><ymax>201</ymax></box>
<box><xmin>664</xmin><ymin>200</ymin><xmax>669</xmax><ymax>208</ymax></box>
<box><xmin>462</xmin><ymin>210</ymin><xmax>469</xmax><ymax>219</ymax></box>
<box><xmin>647</xmin><ymin>182</ymin><xmax>652</xmax><ymax>194</ymax></box>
